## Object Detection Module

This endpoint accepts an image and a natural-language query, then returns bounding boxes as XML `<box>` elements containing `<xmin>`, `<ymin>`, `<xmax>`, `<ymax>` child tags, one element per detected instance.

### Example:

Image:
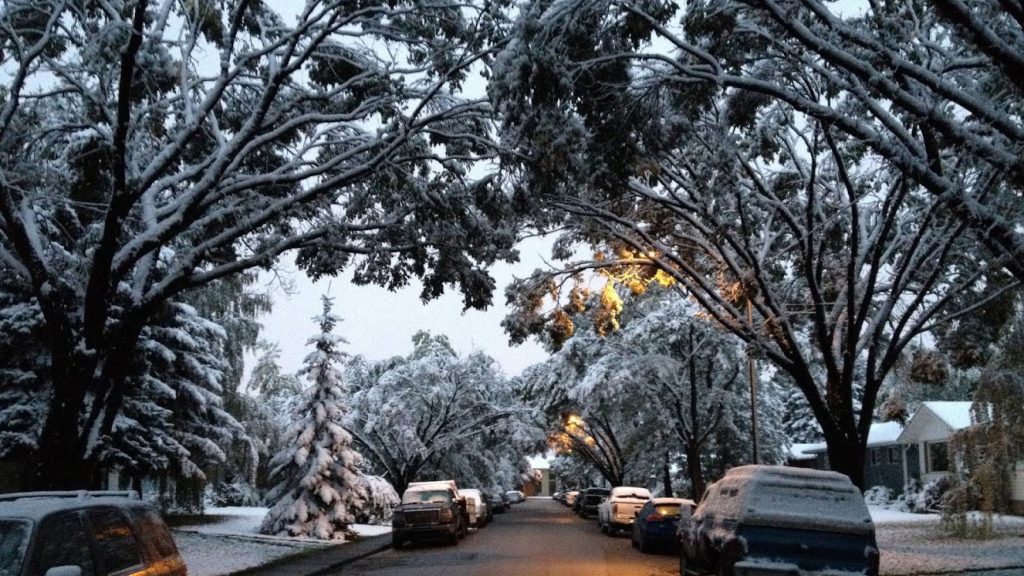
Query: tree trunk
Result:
<box><xmin>31</xmin><ymin>338</ymin><xmax>97</xmax><ymax>490</ymax></box>
<box><xmin>822</xmin><ymin>428</ymin><xmax>867</xmax><ymax>490</ymax></box>
<box><xmin>685</xmin><ymin>443</ymin><xmax>706</xmax><ymax>500</ymax></box>
<box><xmin>661</xmin><ymin>452</ymin><xmax>673</xmax><ymax>497</ymax></box>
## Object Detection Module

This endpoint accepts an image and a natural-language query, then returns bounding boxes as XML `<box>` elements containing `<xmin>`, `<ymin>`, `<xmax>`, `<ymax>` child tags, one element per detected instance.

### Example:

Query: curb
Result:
<box><xmin>222</xmin><ymin>533</ymin><xmax>392</xmax><ymax>576</ymax></box>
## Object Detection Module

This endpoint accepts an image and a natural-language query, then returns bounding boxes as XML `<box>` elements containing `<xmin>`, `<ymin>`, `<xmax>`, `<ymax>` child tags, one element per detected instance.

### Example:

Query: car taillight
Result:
<box><xmin>439</xmin><ymin>508</ymin><xmax>454</xmax><ymax>523</ymax></box>
<box><xmin>613</xmin><ymin>504</ymin><xmax>619</xmax><ymax>515</ymax></box>
<box><xmin>647</xmin><ymin>513</ymin><xmax>665</xmax><ymax>522</ymax></box>
<box><xmin>866</xmin><ymin>545</ymin><xmax>880</xmax><ymax>575</ymax></box>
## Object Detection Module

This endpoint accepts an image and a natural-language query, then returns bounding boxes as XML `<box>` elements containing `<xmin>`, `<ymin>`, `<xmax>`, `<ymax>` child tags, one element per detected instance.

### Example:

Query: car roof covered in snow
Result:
<box><xmin>610</xmin><ymin>486</ymin><xmax>651</xmax><ymax>499</ymax></box>
<box><xmin>0</xmin><ymin>491</ymin><xmax>147</xmax><ymax>522</ymax></box>
<box><xmin>700</xmin><ymin>466</ymin><xmax>874</xmax><ymax>536</ymax></box>
<box><xmin>406</xmin><ymin>480</ymin><xmax>459</xmax><ymax>495</ymax></box>
<box><xmin>649</xmin><ymin>497</ymin><xmax>695</xmax><ymax>507</ymax></box>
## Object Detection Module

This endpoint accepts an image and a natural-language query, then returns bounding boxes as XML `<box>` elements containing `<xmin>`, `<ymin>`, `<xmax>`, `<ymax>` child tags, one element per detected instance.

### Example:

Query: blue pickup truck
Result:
<box><xmin>678</xmin><ymin>465</ymin><xmax>880</xmax><ymax>576</ymax></box>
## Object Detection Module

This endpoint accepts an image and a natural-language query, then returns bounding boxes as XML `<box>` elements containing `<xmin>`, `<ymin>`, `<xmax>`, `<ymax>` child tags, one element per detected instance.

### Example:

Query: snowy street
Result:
<box><xmin>174</xmin><ymin>501</ymin><xmax>1024</xmax><ymax>576</ymax></box>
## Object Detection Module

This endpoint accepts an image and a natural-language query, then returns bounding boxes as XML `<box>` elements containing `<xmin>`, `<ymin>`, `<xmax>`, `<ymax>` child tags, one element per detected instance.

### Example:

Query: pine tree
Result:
<box><xmin>260</xmin><ymin>297</ymin><xmax>366</xmax><ymax>540</ymax></box>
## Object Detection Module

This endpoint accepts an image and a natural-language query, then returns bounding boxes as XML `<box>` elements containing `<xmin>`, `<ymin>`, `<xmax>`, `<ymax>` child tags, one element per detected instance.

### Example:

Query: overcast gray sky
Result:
<box><xmin>256</xmin><ymin>236</ymin><xmax>551</xmax><ymax>378</ymax></box>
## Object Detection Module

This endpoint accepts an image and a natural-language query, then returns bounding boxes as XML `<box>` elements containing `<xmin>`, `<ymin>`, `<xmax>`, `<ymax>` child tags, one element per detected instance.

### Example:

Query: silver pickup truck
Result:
<box><xmin>598</xmin><ymin>485</ymin><xmax>652</xmax><ymax>534</ymax></box>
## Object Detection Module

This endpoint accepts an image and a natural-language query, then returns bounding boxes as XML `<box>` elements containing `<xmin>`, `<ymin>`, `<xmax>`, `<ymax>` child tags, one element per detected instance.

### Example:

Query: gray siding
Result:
<box><xmin>865</xmin><ymin>445</ymin><xmax>904</xmax><ymax>492</ymax></box>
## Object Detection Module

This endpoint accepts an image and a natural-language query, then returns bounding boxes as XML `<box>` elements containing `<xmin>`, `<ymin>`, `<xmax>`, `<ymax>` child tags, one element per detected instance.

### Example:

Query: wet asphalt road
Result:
<box><xmin>331</xmin><ymin>498</ymin><xmax>678</xmax><ymax>576</ymax></box>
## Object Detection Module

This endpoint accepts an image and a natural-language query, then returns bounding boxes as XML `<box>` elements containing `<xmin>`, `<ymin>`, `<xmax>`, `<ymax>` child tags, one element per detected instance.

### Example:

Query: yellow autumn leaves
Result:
<box><xmin>549</xmin><ymin>247</ymin><xmax>678</xmax><ymax>347</ymax></box>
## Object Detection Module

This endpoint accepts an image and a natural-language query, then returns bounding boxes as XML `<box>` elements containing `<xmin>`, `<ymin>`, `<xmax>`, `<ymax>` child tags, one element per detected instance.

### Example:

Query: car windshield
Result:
<box><xmin>402</xmin><ymin>490</ymin><xmax>451</xmax><ymax>505</ymax></box>
<box><xmin>0</xmin><ymin>519</ymin><xmax>31</xmax><ymax>576</ymax></box>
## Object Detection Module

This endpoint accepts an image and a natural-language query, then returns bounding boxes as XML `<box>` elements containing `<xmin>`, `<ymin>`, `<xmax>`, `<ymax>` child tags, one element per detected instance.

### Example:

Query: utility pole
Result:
<box><xmin>747</xmin><ymin>298</ymin><xmax>759</xmax><ymax>464</ymax></box>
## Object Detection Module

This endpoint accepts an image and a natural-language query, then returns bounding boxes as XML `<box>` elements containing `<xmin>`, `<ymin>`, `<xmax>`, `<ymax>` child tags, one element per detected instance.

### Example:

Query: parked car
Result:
<box><xmin>459</xmin><ymin>489</ymin><xmax>489</xmax><ymax>528</ymax></box>
<box><xmin>598</xmin><ymin>486</ymin><xmax>651</xmax><ymax>535</ymax></box>
<box><xmin>0</xmin><ymin>490</ymin><xmax>187</xmax><ymax>576</ymax></box>
<box><xmin>392</xmin><ymin>480</ymin><xmax>468</xmax><ymax>547</ymax></box>
<box><xmin>552</xmin><ymin>490</ymin><xmax>565</xmax><ymax>503</ymax></box>
<box><xmin>564</xmin><ymin>490</ymin><xmax>580</xmax><ymax>507</ymax></box>
<box><xmin>576</xmin><ymin>487</ymin><xmax>610</xmax><ymax>519</ymax></box>
<box><xmin>483</xmin><ymin>491</ymin><xmax>506</xmax><ymax>515</ymax></box>
<box><xmin>504</xmin><ymin>490</ymin><xmax>526</xmax><ymax>504</ymax></box>
<box><xmin>631</xmin><ymin>497</ymin><xmax>694</xmax><ymax>553</ymax></box>
<box><xmin>678</xmin><ymin>465</ymin><xmax>880</xmax><ymax>576</ymax></box>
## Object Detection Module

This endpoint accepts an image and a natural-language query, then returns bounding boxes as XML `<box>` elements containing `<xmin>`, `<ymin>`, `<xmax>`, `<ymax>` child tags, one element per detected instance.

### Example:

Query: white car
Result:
<box><xmin>597</xmin><ymin>486</ymin><xmax>651</xmax><ymax>534</ymax></box>
<box><xmin>459</xmin><ymin>488</ymin><xmax>489</xmax><ymax>528</ymax></box>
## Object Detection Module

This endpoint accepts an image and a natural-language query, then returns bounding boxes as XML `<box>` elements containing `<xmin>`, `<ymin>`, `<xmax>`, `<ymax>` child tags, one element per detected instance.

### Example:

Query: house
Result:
<box><xmin>799</xmin><ymin>421</ymin><xmax>906</xmax><ymax>493</ymax></box>
<box><xmin>792</xmin><ymin>401</ymin><xmax>1024</xmax><ymax>514</ymax></box>
<box><xmin>897</xmin><ymin>401</ymin><xmax>1024</xmax><ymax>514</ymax></box>
<box><xmin>524</xmin><ymin>453</ymin><xmax>556</xmax><ymax>497</ymax></box>
<box><xmin>895</xmin><ymin>401</ymin><xmax>972</xmax><ymax>486</ymax></box>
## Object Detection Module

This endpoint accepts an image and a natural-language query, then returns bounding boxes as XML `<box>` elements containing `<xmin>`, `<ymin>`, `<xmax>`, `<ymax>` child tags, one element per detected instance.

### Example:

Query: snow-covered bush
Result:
<box><xmin>912</xmin><ymin>477</ymin><xmax>951</xmax><ymax>513</ymax></box>
<box><xmin>210</xmin><ymin>479</ymin><xmax>261</xmax><ymax>507</ymax></box>
<box><xmin>863</xmin><ymin>486</ymin><xmax>894</xmax><ymax>507</ymax></box>
<box><xmin>354</xmin><ymin>475</ymin><xmax>400</xmax><ymax>525</ymax></box>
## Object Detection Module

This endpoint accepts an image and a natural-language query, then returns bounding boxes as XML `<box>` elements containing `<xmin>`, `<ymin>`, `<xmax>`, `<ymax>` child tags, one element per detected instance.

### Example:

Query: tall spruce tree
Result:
<box><xmin>260</xmin><ymin>297</ymin><xmax>366</xmax><ymax>540</ymax></box>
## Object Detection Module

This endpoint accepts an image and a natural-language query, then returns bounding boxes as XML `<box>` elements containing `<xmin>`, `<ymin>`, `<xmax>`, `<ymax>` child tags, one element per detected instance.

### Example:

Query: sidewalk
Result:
<box><xmin>224</xmin><ymin>532</ymin><xmax>391</xmax><ymax>576</ymax></box>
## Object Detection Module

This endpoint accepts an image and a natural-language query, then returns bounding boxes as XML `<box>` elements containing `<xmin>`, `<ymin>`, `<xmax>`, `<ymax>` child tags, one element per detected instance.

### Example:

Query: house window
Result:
<box><xmin>870</xmin><ymin>449</ymin><xmax>880</xmax><ymax>466</ymax></box>
<box><xmin>888</xmin><ymin>446</ymin><xmax>900</xmax><ymax>464</ymax></box>
<box><xmin>927</xmin><ymin>442</ymin><xmax>949</xmax><ymax>472</ymax></box>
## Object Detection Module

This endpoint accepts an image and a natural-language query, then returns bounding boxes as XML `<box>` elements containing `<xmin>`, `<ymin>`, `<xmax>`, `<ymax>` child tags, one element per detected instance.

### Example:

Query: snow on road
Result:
<box><xmin>172</xmin><ymin>505</ymin><xmax>1023</xmax><ymax>576</ymax></box>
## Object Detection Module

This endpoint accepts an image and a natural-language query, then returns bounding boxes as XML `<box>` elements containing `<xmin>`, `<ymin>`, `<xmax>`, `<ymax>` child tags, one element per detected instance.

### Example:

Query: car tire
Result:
<box><xmin>640</xmin><ymin>537</ymin><xmax>651</xmax><ymax>554</ymax></box>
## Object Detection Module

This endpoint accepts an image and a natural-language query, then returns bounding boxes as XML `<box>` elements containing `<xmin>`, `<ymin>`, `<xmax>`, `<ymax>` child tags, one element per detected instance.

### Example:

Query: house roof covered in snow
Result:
<box><xmin>920</xmin><ymin>401</ymin><xmax>973</xmax><ymax>429</ymax></box>
<box><xmin>867</xmin><ymin>421</ymin><xmax>904</xmax><ymax>446</ymax></box>
<box><xmin>788</xmin><ymin>442</ymin><xmax>825</xmax><ymax>460</ymax></box>
<box><xmin>799</xmin><ymin>421</ymin><xmax>903</xmax><ymax>455</ymax></box>
<box><xmin>897</xmin><ymin>401</ymin><xmax>973</xmax><ymax>444</ymax></box>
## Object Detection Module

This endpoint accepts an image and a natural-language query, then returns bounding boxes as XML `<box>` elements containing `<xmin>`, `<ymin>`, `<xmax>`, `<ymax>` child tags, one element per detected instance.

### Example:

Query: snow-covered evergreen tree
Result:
<box><xmin>106</xmin><ymin>300</ymin><xmax>243</xmax><ymax>510</ymax></box>
<box><xmin>260</xmin><ymin>297</ymin><xmax>366</xmax><ymax>540</ymax></box>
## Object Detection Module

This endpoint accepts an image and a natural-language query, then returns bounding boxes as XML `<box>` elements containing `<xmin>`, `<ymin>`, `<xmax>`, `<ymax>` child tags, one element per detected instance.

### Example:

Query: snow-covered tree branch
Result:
<box><xmin>0</xmin><ymin>0</ymin><xmax>516</xmax><ymax>489</ymax></box>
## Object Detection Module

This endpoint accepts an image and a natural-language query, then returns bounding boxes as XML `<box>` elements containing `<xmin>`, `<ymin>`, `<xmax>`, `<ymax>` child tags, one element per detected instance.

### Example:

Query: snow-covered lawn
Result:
<box><xmin>172</xmin><ymin>507</ymin><xmax>391</xmax><ymax>576</ymax></box>
<box><xmin>871</xmin><ymin>506</ymin><xmax>1024</xmax><ymax>575</ymax></box>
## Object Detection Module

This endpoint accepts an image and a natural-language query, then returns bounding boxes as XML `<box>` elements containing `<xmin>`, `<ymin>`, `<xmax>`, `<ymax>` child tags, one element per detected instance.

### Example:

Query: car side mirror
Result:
<box><xmin>45</xmin><ymin>567</ymin><xmax>83</xmax><ymax>576</ymax></box>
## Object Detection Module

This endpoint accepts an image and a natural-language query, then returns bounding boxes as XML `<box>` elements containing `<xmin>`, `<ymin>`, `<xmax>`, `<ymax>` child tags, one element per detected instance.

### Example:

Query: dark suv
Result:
<box><xmin>391</xmin><ymin>482</ymin><xmax>467</xmax><ymax>547</ymax></box>
<box><xmin>678</xmin><ymin>465</ymin><xmax>879</xmax><ymax>576</ymax></box>
<box><xmin>0</xmin><ymin>490</ymin><xmax>187</xmax><ymax>576</ymax></box>
<box><xmin>575</xmin><ymin>487</ymin><xmax>610</xmax><ymax>519</ymax></box>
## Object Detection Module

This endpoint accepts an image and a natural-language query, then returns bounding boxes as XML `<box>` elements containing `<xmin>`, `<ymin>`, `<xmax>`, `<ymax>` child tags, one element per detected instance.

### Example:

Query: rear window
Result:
<box><xmin>0</xmin><ymin>519</ymin><xmax>31</xmax><ymax>576</ymax></box>
<box><xmin>402</xmin><ymin>490</ymin><xmax>452</xmax><ymax>505</ymax></box>
<box><xmin>87</xmin><ymin>508</ymin><xmax>143</xmax><ymax>573</ymax></box>
<box><xmin>30</xmin><ymin>512</ymin><xmax>96</xmax><ymax>576</ymax></box>
<box><xmin>133</xmin><ymin>507</ymin><xmax>179</xmax><ymax>559</ymax></box>
<box><xmin>653</xmin><ymin>504</ymin><xmax>681</xmax><ymax>517</ymax></box>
